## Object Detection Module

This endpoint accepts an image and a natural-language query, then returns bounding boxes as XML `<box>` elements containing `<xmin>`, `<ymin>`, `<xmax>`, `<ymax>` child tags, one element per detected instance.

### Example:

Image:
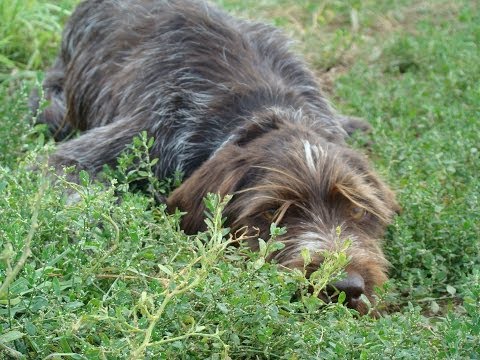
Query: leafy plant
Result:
<box><xmin>1</xmin><ymin>0</ymin><xmax>479</xmax><ymax>358</ymax></box>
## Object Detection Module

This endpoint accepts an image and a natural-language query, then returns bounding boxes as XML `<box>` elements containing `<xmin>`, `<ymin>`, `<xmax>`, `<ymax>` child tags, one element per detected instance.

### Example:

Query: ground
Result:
<box><xmin>0</xmin><ymin>0</ymin><xmax>479</xmax><ymax>358</ymax></box>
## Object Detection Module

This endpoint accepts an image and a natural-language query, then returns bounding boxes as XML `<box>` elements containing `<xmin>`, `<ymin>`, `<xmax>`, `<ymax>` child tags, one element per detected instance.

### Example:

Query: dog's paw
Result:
<box><xmin>337</xmin><ymin>115</ymin><xmax>372</xmax><ymax>136</ymax></box>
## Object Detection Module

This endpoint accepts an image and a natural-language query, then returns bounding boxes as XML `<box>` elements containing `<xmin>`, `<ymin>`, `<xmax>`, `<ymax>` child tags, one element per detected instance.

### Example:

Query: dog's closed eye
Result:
<box><xmin>263</xmin><ymin>208</ymin><xmax>277</xmax><ymax>222</ymax></box>
<box><xmin>262</xmin><ymin>201</ymin><xmax>292</xmax><ymax>224</ymax></box>
<box><xmin>349</xmin><ymin>206</ymin><xmax>368</xmax><ymax>221</ymax></box>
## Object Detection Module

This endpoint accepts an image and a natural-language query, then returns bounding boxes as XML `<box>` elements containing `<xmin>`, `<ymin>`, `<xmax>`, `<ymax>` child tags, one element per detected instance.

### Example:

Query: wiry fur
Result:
<box><xmin>35</xmin><ymin>0</ymin><xmax>399</xmax><ymax>313</ymax></box>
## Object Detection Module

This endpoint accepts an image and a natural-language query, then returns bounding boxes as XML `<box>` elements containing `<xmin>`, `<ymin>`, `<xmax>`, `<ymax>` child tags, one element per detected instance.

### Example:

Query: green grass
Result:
<box><xmin>1</xmin><ymin>0</ymin><xmax>479</xmax><ymax>358</ymax></box>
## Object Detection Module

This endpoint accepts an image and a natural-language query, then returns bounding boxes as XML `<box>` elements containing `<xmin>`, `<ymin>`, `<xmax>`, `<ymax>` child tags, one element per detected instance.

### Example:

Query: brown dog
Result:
<box><xmin>35</xmin><ymin>0</ymin><xmax>399</xmax><ymax>313</ymax></box>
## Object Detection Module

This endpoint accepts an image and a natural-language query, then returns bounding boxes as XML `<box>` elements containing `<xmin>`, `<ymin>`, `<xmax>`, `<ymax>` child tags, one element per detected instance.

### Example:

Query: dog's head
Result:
<box><xmin>167</xmin><ymin>108</ymin><xmax>399</xmax><ymax>313</ymax></box>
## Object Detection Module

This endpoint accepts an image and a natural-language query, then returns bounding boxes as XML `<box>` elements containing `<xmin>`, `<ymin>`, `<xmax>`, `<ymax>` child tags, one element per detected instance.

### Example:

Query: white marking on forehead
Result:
<box><xmin>297</xmin><ymin>231</ymin><xmax>326</xmax><ymax>252</ymax></box>
<box><xmin>297</xmin><ymin>242</ymin><xmax>323</xmax><ymax>256</ymax></box>
<box><xmin>295</xmin><ymin>227</ymin><xmax>356</xmax><ymax>252</ymax></box>
<box><xmin>303</xmin><ymin>140</ymin><xmax>324</xmax><ymax>172</ymax></box>
<box><xmin>303</xmin><ymin>140</ymin><xmax>315</xmax><ymax>172</ymax></box>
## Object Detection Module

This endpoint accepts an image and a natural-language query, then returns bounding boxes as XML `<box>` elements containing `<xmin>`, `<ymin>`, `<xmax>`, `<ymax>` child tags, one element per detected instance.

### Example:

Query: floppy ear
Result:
<box><xmin>166</xmin><ymin>145</ymin><xmax>249</xmax><ymax>234</ymax></box>
<box><xmin>167</xmin><ymin>112</ymin><xmax>286</xmax><ymax>234</ymax></box>
<box><xmin>233</xmin><ymin>113</ymin><xmax>282</xmax><ymax>147</ymax></box>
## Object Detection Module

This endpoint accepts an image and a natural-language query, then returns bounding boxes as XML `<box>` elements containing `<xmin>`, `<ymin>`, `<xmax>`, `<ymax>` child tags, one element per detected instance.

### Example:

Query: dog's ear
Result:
<box><xmin>233</xmin><ymin>110</ymin><xmax>284</xmax><ymax>147</ymax></box>
<box><xmin>166</xmin><ymin>145</ymin><xmax>248</xmax><ymax>234</ymax></box>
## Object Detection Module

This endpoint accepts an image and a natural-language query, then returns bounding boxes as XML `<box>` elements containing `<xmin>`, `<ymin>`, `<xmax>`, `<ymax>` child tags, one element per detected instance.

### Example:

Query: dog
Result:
<box><xmin>34</xmin><ymin>0</ymin><xmax>399</xmax><ymax>313</ymax></box>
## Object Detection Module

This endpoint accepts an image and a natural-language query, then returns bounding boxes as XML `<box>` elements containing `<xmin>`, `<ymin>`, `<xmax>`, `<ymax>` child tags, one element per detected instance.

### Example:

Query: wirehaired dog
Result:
<box><xmin>35</xmin><ymin>0</ymin><xmax>399</xmax><ymax>313</ymax></box>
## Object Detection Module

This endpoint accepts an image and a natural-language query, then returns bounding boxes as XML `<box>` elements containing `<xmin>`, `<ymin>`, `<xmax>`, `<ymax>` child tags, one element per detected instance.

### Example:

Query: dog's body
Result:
<box><xmin>37</xmin><ymin>0</ymin><xmax>399</xmax><ymax>313</ymax></box>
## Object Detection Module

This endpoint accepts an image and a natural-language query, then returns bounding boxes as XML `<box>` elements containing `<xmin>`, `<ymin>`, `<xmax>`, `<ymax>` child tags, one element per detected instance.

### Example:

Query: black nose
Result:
<box><xmin>331</xmin><ymin>272</ymin><xmax>365</xmax><ymax>303</ymax></box>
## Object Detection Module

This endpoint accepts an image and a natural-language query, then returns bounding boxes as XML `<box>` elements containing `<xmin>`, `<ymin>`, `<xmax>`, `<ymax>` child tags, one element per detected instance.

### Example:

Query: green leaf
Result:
<box><xmin>258</xmin><ymin>238</ymin><xmax>267</xmax><ymax>256</ymax></box>
<box><xmin>0</xmin><ymin>330</ymin><xmax>24</xmax><ymax>343</ymax></box>
<box><xmin>60</xmin><ymin>337</ymin><xmax>73</xmax><ymax>353</ymax></box>
<box><xmin>446</xmin><ymin>285</ymin><xmax>456</xmax><ymax>296</ymax></box>
<box><xmin>148</xmin><ymin>136</ymin><xmax>155</xmax><ymax>147</ymax></box>
<box><xmin>65</xmin><ymin>301</ymin><xmax>84</xmax><ymax>310</ymax></box>
<box><xmin>266</xmin><ymin>241</ymin><xmax>285</xmax><ymax>255</ymax></box>
<box><xmin>158</xmin><ymin>264</ymin><xmax>173</xmax><ymax>276</ymax></box>
<box><xmin>30</xmin><ymin>296</ymin><xmax>49</xmax><ymax>312</ymax></box>
<box><xmin>216</xmin><ymin>303</ymin><xmax>229</xmax><ymax>314</ymax></box>
<box><xmin>301</xmin><ymin>248</ymin><xmax>312</xmax><ymax>267</ymax></box>
<box><xmin>253</xmin><ymin>257</ymin><xmax>265</xmax><ymax>270</ymax></box>
<box><xmin>78</xmin><ymin>170</ymin><xmax>90</xmax><ymax>186</ymax></box>
<box><xmin>53</xmin><ymin>277</ymin><xmax>61</xmax><ymax>296</ymax></box>
<box><xmin>25</xmin><ymin>321</ymin><xmax>37</xmax><ymax>336</ymax></box>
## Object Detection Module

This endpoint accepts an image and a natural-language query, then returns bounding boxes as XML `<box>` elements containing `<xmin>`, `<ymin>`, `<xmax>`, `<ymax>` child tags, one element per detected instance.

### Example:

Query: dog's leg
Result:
<box><xmin>49</xmin><ymin>117</ymin><xmax>145</xmax><ymax>177</ymax></box>
<box><xmin>31</xmin><ymin>58</ymin><xmax>74</xmax><ymax>141</ymax></box>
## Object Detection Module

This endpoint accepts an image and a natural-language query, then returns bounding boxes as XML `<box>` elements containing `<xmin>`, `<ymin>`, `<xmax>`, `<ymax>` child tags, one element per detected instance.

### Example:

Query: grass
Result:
<box><xmin>0</xmin><ymin>0</ymin><xmax>479</xmax><ymax>358</ymax></box>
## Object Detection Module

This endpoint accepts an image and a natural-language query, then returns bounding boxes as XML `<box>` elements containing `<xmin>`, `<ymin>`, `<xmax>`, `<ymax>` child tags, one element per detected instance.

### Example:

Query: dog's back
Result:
<box><xmin>37</xmin><ymin>0</ymin><xmax>345</xmax><ymax>177</ymax></box>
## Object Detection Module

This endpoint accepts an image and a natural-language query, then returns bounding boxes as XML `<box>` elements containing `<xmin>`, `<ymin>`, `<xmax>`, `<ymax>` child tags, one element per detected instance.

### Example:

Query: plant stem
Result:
<box><xmin>0</xmin><ymin>180</ymin><xmax>47</xmax><ymax>298</ymax></box>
